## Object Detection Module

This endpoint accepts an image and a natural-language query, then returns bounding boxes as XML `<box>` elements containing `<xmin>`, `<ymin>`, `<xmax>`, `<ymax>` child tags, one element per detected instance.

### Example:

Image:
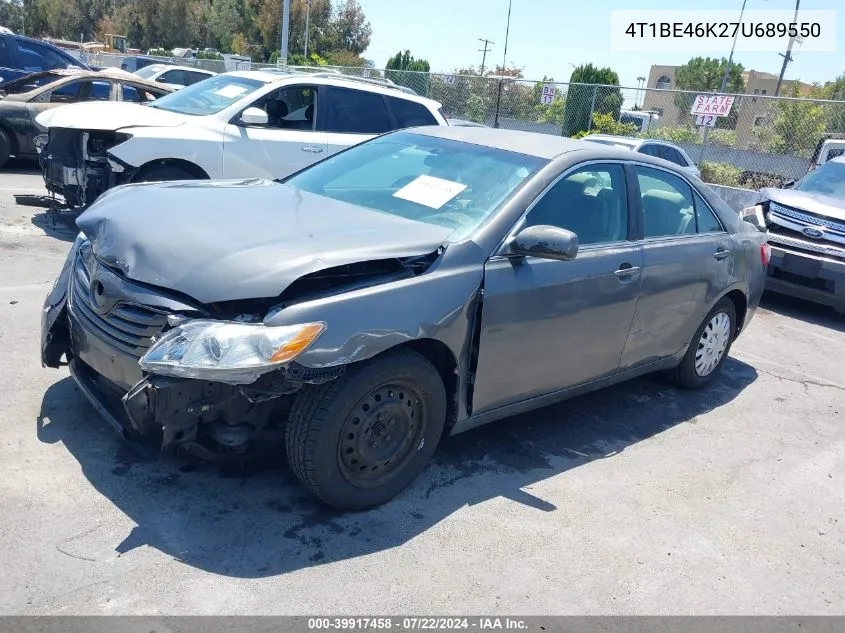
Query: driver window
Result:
<box><xmin>524</xmin><ymin>164</ymin><xmax>629</xmax><ymax>245</ymax></box>
<box><xmin>253</xmin><ymin>85</ymin><xmax>316</xmax><ymax>131</ymax></box>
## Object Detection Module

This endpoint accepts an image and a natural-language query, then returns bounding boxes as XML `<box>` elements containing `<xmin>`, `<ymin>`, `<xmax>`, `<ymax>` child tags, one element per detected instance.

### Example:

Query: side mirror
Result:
<box><xmin>239</xmin><ymin>107</ymin><xmax>268</xmax><ymax>126</ymax></box>
<box><xmin>781</xmin><ymin>179</ymin><xmax>796</xmax><ymax>189</ymax></box>
<box><xmin>507</xmin><ymin>225</ymin><xmax>579</xmax><ymax>261</ymax></box>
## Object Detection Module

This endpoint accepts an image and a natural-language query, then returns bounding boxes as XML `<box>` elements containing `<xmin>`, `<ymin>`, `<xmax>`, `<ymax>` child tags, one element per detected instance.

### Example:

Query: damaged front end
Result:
<box><xmin>41</xmin><ymin>128</ymin><xmax>132</xmax><ymax>210</ymax></box>
<box><xmin>41</xmin><ymin>240</ymin><xmax>441</xmax><ymax>462</ymax></box>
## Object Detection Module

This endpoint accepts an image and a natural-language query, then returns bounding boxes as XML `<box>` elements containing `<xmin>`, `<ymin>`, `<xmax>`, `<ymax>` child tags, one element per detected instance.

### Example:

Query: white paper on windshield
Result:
<box><xmin>392</xmin><ymin>175</ymin><xmax>467</xmax><ymax>209</ymax></box>
<box><xmin>214</xmin><ymin>84</ymin><xmax>249</xmax><ymax>99</ymax></box>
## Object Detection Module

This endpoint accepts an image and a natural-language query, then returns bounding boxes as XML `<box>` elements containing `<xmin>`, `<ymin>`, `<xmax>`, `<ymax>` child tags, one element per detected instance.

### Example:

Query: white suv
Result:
<box><xmin>35</xmin><ymin>70</ymin><xmax>446</xmax><ymax>209</ymax></box>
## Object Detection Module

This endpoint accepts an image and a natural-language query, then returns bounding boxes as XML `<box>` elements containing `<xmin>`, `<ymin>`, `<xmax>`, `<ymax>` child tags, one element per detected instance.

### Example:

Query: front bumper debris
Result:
<box><xmin>766</xmin><ymin>244</ymin><xmax>845</xmax><ymax>311</ymax></box>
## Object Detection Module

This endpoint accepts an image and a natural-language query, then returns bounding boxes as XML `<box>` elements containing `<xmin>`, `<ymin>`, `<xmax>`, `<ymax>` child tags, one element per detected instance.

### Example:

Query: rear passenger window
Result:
<box><xmin>387</xmin><ymin>97</ymin><xmax>436</xmax><ymax>128</ymax></box>
<box><xmin>324</xmin><ymin>87</ymin><xmax>392</xmax><ymax>134</ymax></box>
<box><xmin>636</xmin><ymin>166</ymin><xmax>696</xmax><ymax>238</ymax></box>
<box><xmin>638</xmin><ymin>144</ymin><xmax>660</xmax><ymax>157</ymax></box>
<box><xmin>0</xmin><ymin>37</ymin><xmax>10</xmax><ymax>67</ymax></box>
<box><xmin>525</xmin><ymin>164</ymin><xmax>629</xmax><ymax>245</ymax></box>
<box><xmin>660</xmin><ymin>146</ymin><xmax>687</xmax><ymax>167</ymax></box>
<box><xmin>158</xmin><ymin>69</ymin><xmax>186</xmax><ymax>85</ymax></box>
<box><xmin>90</xmin><ymin>80</ymin><xmax>111</xmax><ymax>101</ymax></box>
<box><xmin>188</xmin><ymin>71</ymin><xmax>211</xmax><ymax>85</ymax></box>
<box><xmin>49</xmin><ymin>80</ymin><xmax>84</xmax><ymax>103</ymax></box>
<box><xmin>694</xmin><ymin>191</ymin><xmax>724</xmax><ymax>233</ymax></box>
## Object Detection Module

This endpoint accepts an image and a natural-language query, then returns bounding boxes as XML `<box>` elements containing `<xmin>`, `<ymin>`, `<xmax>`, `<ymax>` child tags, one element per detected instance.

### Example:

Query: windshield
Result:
<box><xmin>148</xmin><ymin>75</ymin><xmax>264</xmax><ymax>115</ymax></box>
<box><xmin>134</xmin><ymin>64</ymin><xmax>166</xmax><ymax>80</ymax></box>
<box><xmin>285</xmin><ymin>132</ymin><xmax>547</xmax><ymax>241</ymax></box>
<box><xmin>795</xmin><ymin>161</ymin><xmax>845</xmax><ymax>198</ymax></box>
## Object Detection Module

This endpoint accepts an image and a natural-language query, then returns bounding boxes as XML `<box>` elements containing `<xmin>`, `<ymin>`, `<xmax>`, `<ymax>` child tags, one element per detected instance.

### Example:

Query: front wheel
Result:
<box><xmin>286</xmin><ymin>349</ymin><xmax>447</xmax><ymax>510</ymax></box>
<box><xmin>669</xmin><ymin>298</ymin><xmax>737</xmax><ymax>390</ymax></box>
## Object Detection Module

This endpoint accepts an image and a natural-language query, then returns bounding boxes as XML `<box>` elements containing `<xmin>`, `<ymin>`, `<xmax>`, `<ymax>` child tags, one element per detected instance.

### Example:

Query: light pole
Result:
<box><xmin>493</xmin><ymin>0</ymin><xmax>512</xmax><ymax>128</ymax></box>
<box><xmin>280</xmin><ymin>0</ymin><xmax>291</xmax><ymax>66</ymax></box>
<box><xmin>774</xmin><ymin>0</ymin><xmax>801</xmax><ymax>96</ymax></box>
<box><xmin>719</xmin><ymin>0</ymin><xmax>748</xmax><ymax>92</ymax></box>
<box><xmin>304</xmin><ymin>0</ymin><xmax>311</xmax><ymax>59</ymax></box>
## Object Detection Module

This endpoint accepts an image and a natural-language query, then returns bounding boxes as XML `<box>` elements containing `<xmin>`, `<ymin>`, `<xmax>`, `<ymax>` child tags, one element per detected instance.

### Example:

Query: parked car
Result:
<box><xmin>447</xmin><ymin>118</ymin><xmax>487</xmax><ymax>127</ymax></box>
<box><xmin>41</xmin><ymin>127</ymin><xmax>768</xmax><ymax>510</ymax></box>
<box><xmin>582</xmin><ymin>134</ymin><xmax>702</xmax><ymax>180</ymax></box>
<box><xmin>742</xmin><ymin>156</ymin><xmax>845</xmax><ymax>314</ymax></box>
<box><xmin>0</xmin><ymin>28</ymin><xmax>90</xmax><ymax>85</ymax></box>
<box><xmin>0</xmin><ymin>69</ymin><xmax>173</xmax><ymax>168</ymax></box>
<box><xmin>133</xmin><ymin>63</ymin><xmax>216</xmax><ymax>90</ymax></box>
<box><xmin>119</xmin><ymin>55</ymin><xmax>166</xmax><ymax>73</ymax></box>
<box><xmin>35</xmin><ymin>70</ymin><xmax>446</xmax><ymax>209</ymax></box>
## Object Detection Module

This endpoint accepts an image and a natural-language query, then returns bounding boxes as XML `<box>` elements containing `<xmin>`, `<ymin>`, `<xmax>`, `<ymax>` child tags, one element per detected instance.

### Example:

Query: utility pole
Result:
<box><xmin>304</xmin><ymin>0</ymin><xmax>311</xmax><ymax>59</ymax></box>
<box><xmin>280</xmin><ymin>0</ymin><xmax>291</xmax><ymax>66</ymax></box>
<box><xmin>719</xmin><ymin>0</ymin><xmax>747</xmax><ymax>93</ymax></box>
<box><xmin>478</xmin><ymin>38</ymin><xmax>494</xmax><ymax>76</ymax></box>
<box><xmin>493</xmin><ymin>0</ymin><xmax>512</xmax><ymax>128</ymax></box>
<box><xmin>774</xmin><ymin>0</ymin><xmax>801</xmax><ymax>96</ymax></box>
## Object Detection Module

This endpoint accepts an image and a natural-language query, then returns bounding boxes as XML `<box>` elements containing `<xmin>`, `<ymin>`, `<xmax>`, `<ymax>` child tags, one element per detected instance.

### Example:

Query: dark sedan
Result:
<box><xmin>41</xmin><ymin>126</ymin><xmax>769</xmax><ymax>510</ymax></box>
<box><xmin>0</xmin><ymin>69</ymin><xmax>173</xmax><ymax>168</ymax></box>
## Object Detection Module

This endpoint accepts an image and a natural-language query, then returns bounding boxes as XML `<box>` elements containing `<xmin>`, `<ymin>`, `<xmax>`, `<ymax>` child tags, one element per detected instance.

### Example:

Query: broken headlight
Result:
<box><xmin>139</xmin><ymin>320</ymin><xmax>326</xmax><ymax>384</ymax></box>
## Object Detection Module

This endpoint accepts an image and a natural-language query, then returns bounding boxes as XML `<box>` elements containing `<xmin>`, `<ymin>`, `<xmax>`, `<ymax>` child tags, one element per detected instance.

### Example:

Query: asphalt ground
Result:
<box><xmin>0</xmin><ymin>164</ymin><xmax>843</xmax><ymax>614</ymax></box>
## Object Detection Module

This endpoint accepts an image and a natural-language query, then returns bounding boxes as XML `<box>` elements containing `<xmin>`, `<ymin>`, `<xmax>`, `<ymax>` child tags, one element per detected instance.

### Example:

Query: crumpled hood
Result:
<box><xmin>75</xmin><ymin>179</ymin><xmax>452</xmax><ymax>304</ymax></box>
<box><xmin>761</xmin><ymin>187</ymin><xmax>845</xmax><ymax>222</ymax></box>
<box><xmin>35</xmin><ymin>101</ymin><xmax>187</xmax><ymax>132</ymax></box>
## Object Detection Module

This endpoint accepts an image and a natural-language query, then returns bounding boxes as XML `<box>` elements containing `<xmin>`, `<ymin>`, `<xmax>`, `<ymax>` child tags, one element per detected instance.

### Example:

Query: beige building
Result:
<box><xmin>641</xmin><ymin>64</ymin><xmax>815</xmax><ymax>146</ymax></box>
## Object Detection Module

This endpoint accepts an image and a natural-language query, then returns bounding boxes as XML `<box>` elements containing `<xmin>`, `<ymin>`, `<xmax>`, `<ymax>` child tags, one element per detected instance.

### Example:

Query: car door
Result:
<box><xmin>471</xmin><ymin>162</ymin><xmax>643</xmax><ymax>415</ymax></box>
<box><xmin>221</xmin><ymin>84</ymin><xmax>327</xmax><ymax>179</ymax></box>
<box><xmin>619</xmin><ymin>164</ymin><xmax>733</xmax><ymax>369</ymax></box>
<box><xmin>321</xmin><ymin>86</ymin><xmax>395</xmax><ymax>156</ymax></box>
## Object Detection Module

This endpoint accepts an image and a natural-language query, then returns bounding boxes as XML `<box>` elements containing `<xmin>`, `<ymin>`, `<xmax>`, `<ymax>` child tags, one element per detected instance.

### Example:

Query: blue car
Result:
<box><xmin>0</xmin><ymin>28</ymin><xmax>89</xmax><ymax>85</ymax></box>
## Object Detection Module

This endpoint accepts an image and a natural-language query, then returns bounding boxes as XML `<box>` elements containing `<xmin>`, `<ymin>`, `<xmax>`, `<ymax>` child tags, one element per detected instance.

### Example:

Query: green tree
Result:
<box><xmin>561</xmin><ymin>63</ymin><xmax>623</xmax><ymax>136</ymax></box>
<box><xmin>386</xmin><ymin>50</ymin><xmax>430</xmax><ymax>94</ymax></box>
<box><xmin>673</xmin><ymin>57</ymin><xmax>745</xmax><ymax>128</ymax></box>
<box><xmin>759</xmin><ymin>82</ymin><xmax>827</xmax><ymax>156</ymax></box>
<box><xmin>329</xmin><ymin>0</ymin><xmax>370</xmax><ymax>55</ymax></box>
<box><xmin>820</xmin><ymin>73</ymin><xmax>845</xmax><ymax>133</ymax></box>
<box><xmin>572</xmin><ymin>112</ymin><xmax>637</xmax><ymax>138</ymax></box>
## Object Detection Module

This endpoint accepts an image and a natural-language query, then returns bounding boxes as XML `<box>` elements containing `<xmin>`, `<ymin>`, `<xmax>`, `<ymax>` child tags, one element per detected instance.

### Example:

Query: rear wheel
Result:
<box><xmin>669</xmin><ymin>298</ymin><xmax>736</xmax><ymax>390</ymax></box>
<box><xmin>286</xmin><ymin>349</ymin><xmax>447</xmax><ymax>510</ymax></box>
<box><xmin>133</xmin><ymin>163</ymin><xmax>197</xmax><ymax>183</ymax></box>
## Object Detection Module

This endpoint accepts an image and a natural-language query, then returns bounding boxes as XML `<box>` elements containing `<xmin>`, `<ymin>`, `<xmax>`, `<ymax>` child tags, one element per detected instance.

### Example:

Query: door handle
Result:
<box><xmin>613</xmin><ymin>264</ymin><xmax>641</xmax><ymax>279</ymax></box>
<box><xmin>301</xmin><ymin>145</ymin><xmax>324</xmax><ymax>153</ymax></box>
<box><xmin>713</xmin><ymin>248</ymin><xmax>730</xmax><ymax>260</ymax></box>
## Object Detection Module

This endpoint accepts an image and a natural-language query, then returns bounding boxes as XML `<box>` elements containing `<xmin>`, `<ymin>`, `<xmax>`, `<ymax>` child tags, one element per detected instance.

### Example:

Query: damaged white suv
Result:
<box><xmin>35</xmin><ymin>70</ymin><xmax>446</xmax><ymax>209</ymax></box>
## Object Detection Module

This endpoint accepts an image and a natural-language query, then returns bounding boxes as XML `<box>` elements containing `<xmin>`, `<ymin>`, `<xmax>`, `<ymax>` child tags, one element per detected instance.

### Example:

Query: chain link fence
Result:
<box><xmin>81</xmin><ymin>52</ymin><xmax>845</xmax><ymax>188</ymax></box>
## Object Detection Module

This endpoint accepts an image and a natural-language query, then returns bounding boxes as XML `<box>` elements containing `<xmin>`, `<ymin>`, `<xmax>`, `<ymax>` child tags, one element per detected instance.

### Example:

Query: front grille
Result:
<box><xmin>767</xmin><ymin>231</ymin><xmax>845</xmax><ymax>260</ymax></box>
<box><xmin>70</xmin><ymin>248</ymin><xmax>169</xmax><ymax>358</ymax></box>
<box><xmin>769</xmin><ymin>201</ymin><xmax>845</xmax><ymax>235</ymax></box>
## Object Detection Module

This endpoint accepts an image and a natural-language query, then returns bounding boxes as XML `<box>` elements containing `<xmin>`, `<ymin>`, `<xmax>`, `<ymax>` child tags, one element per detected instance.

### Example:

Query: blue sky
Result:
<box><xmin>361</xmin><ymin>0</ymin><xmax>844</xmax><ymax>88</ymax></box>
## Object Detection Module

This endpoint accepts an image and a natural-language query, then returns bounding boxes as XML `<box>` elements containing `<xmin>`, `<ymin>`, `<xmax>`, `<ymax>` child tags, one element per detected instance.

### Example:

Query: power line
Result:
<box><xmin>478</xmin><ymin>38</ymin><xmax>494</xmax><ymax>76</ymax></box>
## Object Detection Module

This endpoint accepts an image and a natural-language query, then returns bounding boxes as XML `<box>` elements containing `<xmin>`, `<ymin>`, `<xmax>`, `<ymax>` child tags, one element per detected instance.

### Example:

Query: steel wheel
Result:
<box><xmin>694</xmin><ymin>311</ymin><xmax>731</xmax><ymax>377</ymax></box>
<box><xmin>337</xmin><ymin>382</ymin><xmax>428</xmax><ymax>489</ymax></box>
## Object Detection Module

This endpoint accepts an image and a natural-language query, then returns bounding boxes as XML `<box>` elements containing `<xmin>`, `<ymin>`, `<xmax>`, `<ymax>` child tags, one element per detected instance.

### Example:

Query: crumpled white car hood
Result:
<box><xmin>35</xmin><ymin>101</ymin><xmax>187</xmax><ymax>132</ymax></box>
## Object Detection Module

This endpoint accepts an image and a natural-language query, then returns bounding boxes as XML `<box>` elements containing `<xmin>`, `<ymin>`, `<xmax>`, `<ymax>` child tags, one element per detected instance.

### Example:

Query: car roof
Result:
<box><xmin>149</xmin><ymin>64</ymin><xmax>215</xmax><ymax>74</ymax></box>
<box><xmin>584</xmin><ymin>134</ymin><xmax>643</xmax><ymax>148</ymax></box>
<box><xmin>408</xmin><ymin>125</ymin><xmax>618</xmax><ymax>159</ymax></box>
<box><xmin>222</xmin><ymin>70</ymin><xmax>443</xmax><ymax>109</ymax></box>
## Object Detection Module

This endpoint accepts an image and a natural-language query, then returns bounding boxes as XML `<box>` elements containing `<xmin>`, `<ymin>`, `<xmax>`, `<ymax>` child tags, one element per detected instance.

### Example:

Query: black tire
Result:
<box><xmin>0</xmin><ymin>128</ymin><xmax>11</xmax><ymax>170</ymax></box>
<box><xmin>133</xmin><ymin>163</ymin><xmax>197</xmax><ymax>183</ymax></box>
<box><xmin>669</xmin><ymin>298</ymin><xmax>737</xmax><ymax>390</ymax></box>
<box><xmin>286</xmin><ymin>349</ymin><xmax>447</xmax><ymax>510</ymax></box>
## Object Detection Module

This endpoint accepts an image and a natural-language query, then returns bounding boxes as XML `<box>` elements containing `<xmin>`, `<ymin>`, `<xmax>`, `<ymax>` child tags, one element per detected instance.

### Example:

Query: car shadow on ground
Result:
<box><xmin>37</xmin><ymin>358</ymin><xmax>757</xmax><ymax>578</ymax></box>
<box><xmin>2</xmin><ymin>158</ymin><xmax>41</xmax><ymax>176</ymax></box>
<box><xmin>760</xmin><ymin>292</ymin><xmax>845</xmax><ymax>333</ymax></box>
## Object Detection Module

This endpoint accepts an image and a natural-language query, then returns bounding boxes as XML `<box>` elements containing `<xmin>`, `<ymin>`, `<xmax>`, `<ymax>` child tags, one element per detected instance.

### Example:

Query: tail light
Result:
<box><xmin>761</xmin><ymin>243</ymin><xmax>771</xmax><ymax>267</ymax></box>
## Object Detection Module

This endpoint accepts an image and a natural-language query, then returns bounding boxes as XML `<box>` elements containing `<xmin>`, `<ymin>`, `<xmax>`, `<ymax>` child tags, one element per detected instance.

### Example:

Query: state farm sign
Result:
<box><xmin>690</xmin><ymin>94</ymin><xmax>736</xmax><ymax>117</ymax></box>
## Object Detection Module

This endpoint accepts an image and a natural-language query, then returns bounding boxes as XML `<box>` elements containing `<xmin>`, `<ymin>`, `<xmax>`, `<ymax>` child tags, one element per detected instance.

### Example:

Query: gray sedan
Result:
<box><xmin>40</xmin><ymin>126</ymin><xmax>769</xmax><ymax>510</ymax></box>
